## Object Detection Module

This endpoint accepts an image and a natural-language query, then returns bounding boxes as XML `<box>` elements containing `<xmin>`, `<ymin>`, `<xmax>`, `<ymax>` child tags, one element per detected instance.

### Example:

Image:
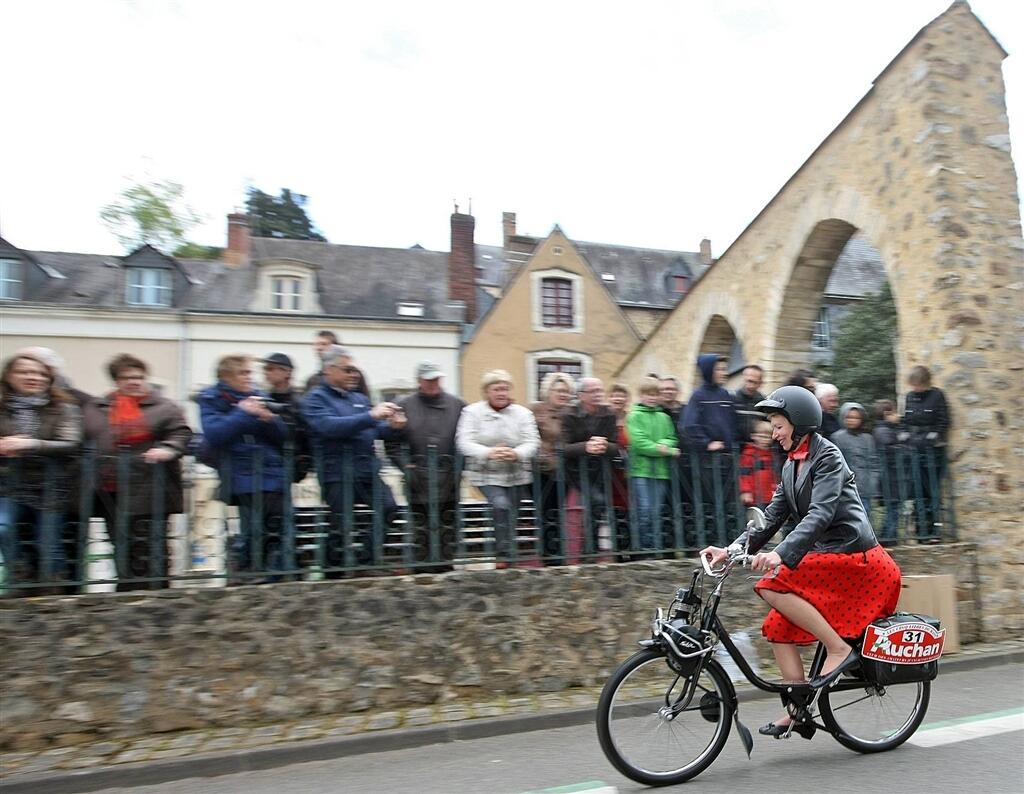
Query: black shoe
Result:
<box><xmin>809</xmin><ymin>650</ymin><xmax>861</xmax><ymax>689</ymax></box>
<box><xmin>758</xmin><ymin>721</ymin><xmax>815</xmax><ymax>739</ymax></box>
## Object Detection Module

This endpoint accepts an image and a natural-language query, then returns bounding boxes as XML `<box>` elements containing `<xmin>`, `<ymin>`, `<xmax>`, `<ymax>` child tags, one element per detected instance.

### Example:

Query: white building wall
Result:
<box><xmin>2</xmin><ymin>307</ymin><xmax>462</xmax><ymax>424</ymax></box>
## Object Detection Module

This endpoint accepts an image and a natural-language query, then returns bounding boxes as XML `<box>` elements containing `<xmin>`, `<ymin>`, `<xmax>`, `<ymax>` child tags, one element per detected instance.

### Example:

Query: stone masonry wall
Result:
<box><xmin>616</xmin><ymin>2</ymin><xmax>1024</xmax><ymax>632</ymax></box>
<box><xmin>0</xmin><ymin>546</ymin><xmax>978</xmax><ymax>751</ymax></box>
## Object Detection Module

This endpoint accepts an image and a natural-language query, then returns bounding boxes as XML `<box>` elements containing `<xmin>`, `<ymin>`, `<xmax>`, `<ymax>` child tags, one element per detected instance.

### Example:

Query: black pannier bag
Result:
<box><xmin>859</xmin><ymin>612</ymin><xmax>945</xmax><ymax>686</ymax></box>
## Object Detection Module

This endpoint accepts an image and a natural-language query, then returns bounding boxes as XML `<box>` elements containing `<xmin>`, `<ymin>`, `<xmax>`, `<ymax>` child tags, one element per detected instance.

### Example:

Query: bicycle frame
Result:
<box><xmin>691</xmin><ymin>563</ymin><xmax>875</xmax><ymax>700</ymax></box>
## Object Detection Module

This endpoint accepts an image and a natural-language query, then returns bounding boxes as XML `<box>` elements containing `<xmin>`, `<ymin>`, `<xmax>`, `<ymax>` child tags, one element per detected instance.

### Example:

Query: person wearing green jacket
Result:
<box><xmin>626</xmin><ymin>377</ymin><xmax>681</xmax><ymax>552</ymax></box>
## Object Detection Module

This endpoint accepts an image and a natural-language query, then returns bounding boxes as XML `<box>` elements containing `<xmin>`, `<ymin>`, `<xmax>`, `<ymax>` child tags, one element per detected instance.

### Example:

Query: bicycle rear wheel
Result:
<box><xmin>819</xmin><ymin>679</ymin><xmax>930</xmax><ymax>753</ymax></box>
<box><xmin>596</xmin><ymin>649</ymin><xmax>732</xmax><ymax>786</ymax></box>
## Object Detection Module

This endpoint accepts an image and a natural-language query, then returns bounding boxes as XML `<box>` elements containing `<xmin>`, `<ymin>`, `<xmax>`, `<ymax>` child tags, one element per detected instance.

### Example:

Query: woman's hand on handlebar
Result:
<box><xmin>699</xmin><ymin>546</ymin><xmax>728</xmax><ymax>568</ymax></box>
<box><xmin>750</xmin><ymin>550</ymin><xmax>783</xmax><ymax>573</ymax></box>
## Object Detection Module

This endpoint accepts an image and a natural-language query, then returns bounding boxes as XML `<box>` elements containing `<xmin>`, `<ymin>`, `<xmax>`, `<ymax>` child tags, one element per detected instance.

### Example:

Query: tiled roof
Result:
<box><xmin>4</xmin><ymin>224</ymin><xmax>884</xmax><ymax>319</ymax></box>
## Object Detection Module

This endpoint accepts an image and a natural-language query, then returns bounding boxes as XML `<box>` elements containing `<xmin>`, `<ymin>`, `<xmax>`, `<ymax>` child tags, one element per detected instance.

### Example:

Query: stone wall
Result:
<box><xmin>616</xmin><ymin>2</ymin><xmax>1024</xmax><ymax>632</ymax></box>
<box><xmin>0</xmin><ymin>545</ymin><xmax>980</xmax><ymax>751</ymax></box>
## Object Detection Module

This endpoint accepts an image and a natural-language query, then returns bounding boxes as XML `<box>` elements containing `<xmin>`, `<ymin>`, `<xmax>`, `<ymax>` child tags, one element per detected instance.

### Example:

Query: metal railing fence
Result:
<box><xmin>0</xmin><ymin>442</ymin><xmax>954</xmax><ymax>594</ymax></box>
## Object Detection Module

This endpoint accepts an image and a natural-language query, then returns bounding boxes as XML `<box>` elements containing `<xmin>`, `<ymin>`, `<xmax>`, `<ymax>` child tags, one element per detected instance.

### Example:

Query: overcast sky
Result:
<box><xmin>2</xmin><ymin>0</ymin><xmax>1021</xmax><ymax>259</ymax></box>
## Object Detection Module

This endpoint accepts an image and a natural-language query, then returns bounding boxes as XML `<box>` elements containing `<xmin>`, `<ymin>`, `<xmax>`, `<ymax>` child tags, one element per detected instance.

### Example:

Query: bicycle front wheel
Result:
<box><xmin>596</xmin><ymin>649</ymin><xmax>732</xmax><ymax>786</ymax></box>
<box><xmin>820</xmin><ymin>679</ymin><xmax>930</xmax><ymax>753</ymax></box>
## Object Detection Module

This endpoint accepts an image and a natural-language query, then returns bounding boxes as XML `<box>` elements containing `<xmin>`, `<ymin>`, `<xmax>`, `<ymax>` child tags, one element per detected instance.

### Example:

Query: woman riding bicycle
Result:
<box><xmin>701</xmin><ymin>385</ymin><xmax>901</xmax><ymax>737</ymax></box>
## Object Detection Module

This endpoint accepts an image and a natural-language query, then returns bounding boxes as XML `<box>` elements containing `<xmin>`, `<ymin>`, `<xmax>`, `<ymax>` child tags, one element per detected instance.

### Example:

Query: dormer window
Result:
<box><xmin>126</xmin><ymin>267</ymin><xmax>172</xmax><ymax>306</ymax></box>
<box><xmin>0</xmin><ymin>258</ymin><xmax>21</xmax><ymax>300</ymax></box>
<box><xmin>271</xmin><ymin>275</ymin><xmax>302</xmax><ymax>311</ymax></box>
<box><xmin>671</xmin><ymin>275</ymin><xmax>689</xmax><ymax>294</ymax></box>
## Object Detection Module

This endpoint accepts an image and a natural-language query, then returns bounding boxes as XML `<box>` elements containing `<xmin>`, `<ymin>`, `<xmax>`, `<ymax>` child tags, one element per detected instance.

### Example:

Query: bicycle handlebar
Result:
<box><xmin>700</xmin><ymin>549</ymin><xmax>752</xmax><ymax>577</ymax></box>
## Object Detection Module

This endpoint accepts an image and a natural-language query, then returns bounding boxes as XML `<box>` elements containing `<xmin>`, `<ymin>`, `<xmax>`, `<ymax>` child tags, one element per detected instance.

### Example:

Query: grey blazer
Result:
<box><xmin>736</xmin><ymin>433</ymin><xmax>878</xmax><ymax>569</ymax></box>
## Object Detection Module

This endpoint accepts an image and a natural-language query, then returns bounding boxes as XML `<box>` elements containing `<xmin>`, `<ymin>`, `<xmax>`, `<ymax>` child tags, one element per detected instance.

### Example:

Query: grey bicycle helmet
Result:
<box><xmin>755</xmin><ymin>385</ymin><xmax>822</xmax><ymax>442</ymax></box>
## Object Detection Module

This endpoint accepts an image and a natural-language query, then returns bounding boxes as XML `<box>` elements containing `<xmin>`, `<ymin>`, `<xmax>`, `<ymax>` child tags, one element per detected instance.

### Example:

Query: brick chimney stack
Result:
<box><xmin>502</xmin><ymin>211</ymin><xmax>517</xmax><ymax>249</ymax></box>
<box><xmin>449</xmin><ymin>211</ymin><xmax>477</xmax><ymax>323</ymax></box>
<box><xmin>225</xmin><ymin>213</ymin><xmax>251</xmax><ymax>267</ymax></box>
<box><xmin>699</xmin><ymin>238</ymin><xmax>713</xmax><ymax>266</ymax></box>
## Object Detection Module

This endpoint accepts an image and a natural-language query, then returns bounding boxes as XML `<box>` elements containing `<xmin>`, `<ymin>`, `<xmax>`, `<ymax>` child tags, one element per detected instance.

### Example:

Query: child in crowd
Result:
<box><xmin>831</xmin><ymin>402</ymin><xmax>877</xmax><ymax>512</ymax></box>
<box><xmin>872</xmin><ymin>399</ymin><xmax>904</xmax><ymax>545</ymax></box>
<box><xmin>625</xmin><ymin>377</ymin><xmax>680</xmax><ymax>554</ymax></box>
<box><xmin>739</xmin><ymin>419</ymin><xmax>778</xmax><ymax>510</ymax></box>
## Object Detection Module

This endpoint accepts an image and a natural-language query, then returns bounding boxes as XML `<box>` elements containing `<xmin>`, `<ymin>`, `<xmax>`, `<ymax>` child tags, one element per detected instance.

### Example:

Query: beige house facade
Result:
<box><xmin>461</xmin><ymin>228</ymin><xmax>644</xmax><ymax>402</ymax></box>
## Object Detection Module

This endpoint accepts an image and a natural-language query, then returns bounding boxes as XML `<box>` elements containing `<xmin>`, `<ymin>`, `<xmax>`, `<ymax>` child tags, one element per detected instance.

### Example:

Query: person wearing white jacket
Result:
<box><xmin>456</xmin><ymin>370</ymin><xmax>540</xmax><ymax>563</ymax></box>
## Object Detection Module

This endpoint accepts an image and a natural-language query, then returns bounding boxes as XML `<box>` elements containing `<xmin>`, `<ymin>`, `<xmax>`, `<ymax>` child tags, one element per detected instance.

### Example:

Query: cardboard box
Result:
<box><xmin>897</xmin><ymin>574</ymin><xmax>961</xmax><ymax>653</ymax></box>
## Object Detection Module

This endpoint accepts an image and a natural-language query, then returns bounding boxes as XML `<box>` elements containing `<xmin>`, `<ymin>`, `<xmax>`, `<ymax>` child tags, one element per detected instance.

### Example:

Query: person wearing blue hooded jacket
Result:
<box><xmin>198</xmin><ymin>354</ymin><xmax>288</xmax><ymax>583</ymax></box>
<box><xmin>302</xmin><ymin>346</ymin><xmax>406</xmax><ymax>575</ymax></box>
<box><xmin>681</xmin><ymin>354</ymin><xmax>739</xmax><ymax>543</ymax></box>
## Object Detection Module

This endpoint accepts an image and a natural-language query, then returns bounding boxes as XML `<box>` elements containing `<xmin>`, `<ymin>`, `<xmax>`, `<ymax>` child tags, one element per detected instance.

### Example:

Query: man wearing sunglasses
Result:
<box><xmin>302</xmin><ymin>346</ymin><xmax>405</xmax><ymax>576</ymax></box>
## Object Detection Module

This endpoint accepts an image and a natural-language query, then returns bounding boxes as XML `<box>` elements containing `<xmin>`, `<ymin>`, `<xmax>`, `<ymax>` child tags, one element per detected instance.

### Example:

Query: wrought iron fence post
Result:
<box><xmin>531</xmin><ymin>463</ymin><xmax>545</xmax><ymax>562</ymax></box>
<box><xmin>555</xmin><ymin>447</ymin><xmax>567</xmax><ymax>566</ymax></box>
<box><xmin>426</xmin><ymin>444</ymin><xmax>440</xmax><ymax>567</ymax></box>
<box><xmin>602</xmin><ymin>456</ymin><xmax>616</xmax><ymax>559</ymax></box>
<box><xmin>77</xmin><ymin>444</ymin><xmax>96</xmax><ymax>588</ymax></box>
<box><xmin>251</xmin><ymin>446</ymin><xmax>265</xmax><ymax>577</ymax></box>
<box><xmin>282</xmin><ymin>434</ymin><xmax>296</xmax><ymax>578</ymax></box>
<box><xmin>690</xmin><ymin>450</ymin><xmax>706</xmax><ymax>549</ymax></box>
<box><xmin>115</xmin><ymin>447</ymin><xmax>131</xmax><ymax>588</ymax></box>
<box><xmin>669</xmin><ymin>454</ymin><xmax>683</xmax><ymax>553</ymax></box>
<box><xmin>151</xmin><ymin>459</ymin><xmax>167</xmax><ymax>587</ymax></box>
<box><xmin>454</xmin><ymin>452</ymin><xmax>467</xmax><ymax>565</ymax></box>
<box><xmin>581</xmin><ymin>455</ymin><xmax>594</xmax><ymax>560</ymax></box>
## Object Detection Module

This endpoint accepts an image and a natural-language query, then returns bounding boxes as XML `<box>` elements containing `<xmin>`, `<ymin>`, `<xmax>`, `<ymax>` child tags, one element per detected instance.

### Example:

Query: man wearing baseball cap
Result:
<box><xmin>386</xmin><ymin>361</ymin><xmax>465</xmax><ymax>572</ymax></box>
<box><xmin>261</xmin><ymin>352</ymin><xmax>310</xmax><ymax>483</ymax></box>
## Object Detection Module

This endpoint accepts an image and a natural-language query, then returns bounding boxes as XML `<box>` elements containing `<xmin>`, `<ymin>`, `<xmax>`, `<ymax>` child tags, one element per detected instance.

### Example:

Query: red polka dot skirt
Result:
<box><xmin>753</xmin><ymin>546</ymin><xmax>902</xmax><ymax>645</ymax></box>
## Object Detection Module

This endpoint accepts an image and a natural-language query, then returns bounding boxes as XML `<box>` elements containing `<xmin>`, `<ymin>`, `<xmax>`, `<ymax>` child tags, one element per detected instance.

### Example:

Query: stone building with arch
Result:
<box><xmin>618</xmin><ymin>1</ymin><xmax>1022</xmax><ymax>631</ymax></box>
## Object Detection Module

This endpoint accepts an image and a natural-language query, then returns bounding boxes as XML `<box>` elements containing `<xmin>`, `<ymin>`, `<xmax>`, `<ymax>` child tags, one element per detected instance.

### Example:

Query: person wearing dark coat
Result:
<box><xmin>872</xmin><ymin>399</ymin><xmax>905</xmax><ymax>545</ymax></box>
<box><xmin>732</xmin><ymin>364</ymin><xmax>766</xmax><ymax>442</ymax></box>
<box><xmin>302</xmin><ymin>347</ymin><xmax>404</xmax><ymax>574</ymax></box>
<box><xmin>385</xmin><ymin>362</ymin><xmax>465</xmax><ymax>573</ymax></box>
<box><xmin>903</xmin><ymin>365</ymin><xmax>950</xmax><ymax>541</ymax></box>
<box><xmin>702</xmin><ymin>385</ymin><xmax>900</xmax><ymax>738</ymax></box>
<box><xmin>0</xmin><ymin>352</ymin><xmax>81</xmax><ymax>593</ymax></box>
<box><xmin>261</xmin><ymin>353</ymin><xmax>312</xmax><ymax>484</ymax></box>
<box><xmin>16</xmin><ymin>346</ymin><xmax>93</xmax><ymax>589</ymax></box>
<box><xmin>198</xmin><ymin>354</ymin><xmax>288</xmax><ymax>581</ymax></box>
<box><xmin>563</xmin><ymin>377</ymin><xmax>619</xmax><ymax>560</ymax></box>
<box><xmin>682</xmin><ymin>354</ymin><xmax>739</xmax><ymax>545</ymax></box>
<box><xmin>84</xmin><ymin>354</ymin><xmax>192</xmax><ymax>591</ymax></box>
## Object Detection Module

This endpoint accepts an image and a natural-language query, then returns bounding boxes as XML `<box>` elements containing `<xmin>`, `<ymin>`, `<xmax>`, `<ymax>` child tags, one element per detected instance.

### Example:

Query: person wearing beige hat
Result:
<box><xmin>386</xmin><ymin>362</ymin><xmax>465</xmax><ymax>572</ymax></box>
<box><xmin>456</xmin><ymin>370</ymin><xmax>539</xmax><ymax>565</ymax></box>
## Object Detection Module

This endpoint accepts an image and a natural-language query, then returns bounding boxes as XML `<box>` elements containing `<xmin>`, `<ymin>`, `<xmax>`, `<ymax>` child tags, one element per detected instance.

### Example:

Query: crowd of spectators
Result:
<box><xmin>0</xmin><ymin>336</ymin><xmax>952</xmax><ymax>592</ymax></box>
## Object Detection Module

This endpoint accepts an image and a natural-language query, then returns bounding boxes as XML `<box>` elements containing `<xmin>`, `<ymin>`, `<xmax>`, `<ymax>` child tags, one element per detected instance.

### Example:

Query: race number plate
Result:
<box><xmin>862</xmin><ymin>621</ymin><xmax>945</xmax><ymax>664</ymax></box>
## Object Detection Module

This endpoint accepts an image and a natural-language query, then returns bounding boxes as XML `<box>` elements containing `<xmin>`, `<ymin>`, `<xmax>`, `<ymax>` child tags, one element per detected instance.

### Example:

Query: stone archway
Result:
<box><xmin>617</xmin><ymin>2</ymin><xmax>1022</xmax><ymax>632</ymax></box>
<box><xmin>699</xmin><ymin>314</ymin><xmax>738</xmax><ymax>358</ymax></box>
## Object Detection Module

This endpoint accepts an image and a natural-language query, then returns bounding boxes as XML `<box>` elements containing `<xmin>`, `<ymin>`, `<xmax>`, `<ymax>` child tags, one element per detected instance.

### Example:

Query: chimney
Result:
<box><xmin>699</xmin><ymin>238</ymin><xmax>713</xmax><ymax>266</ymax></box>
<box><xmin>449</xmin><ymin>210</ymin><xmax>477</xmax><ymax>323</ymax></box>
<box><xmin>502</xmin><ymin>211</ymin><xmax>517</xmax><ymax>249</ymax></box>
<box><xmin>224</xmin><ymin>213</ymin><xmax>251</xmax><ymax>267</ymax></box>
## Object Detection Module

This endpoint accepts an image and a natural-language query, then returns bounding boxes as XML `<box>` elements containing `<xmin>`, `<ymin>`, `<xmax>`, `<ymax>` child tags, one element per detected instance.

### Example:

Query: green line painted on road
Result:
<box><xmin>520</xmin><ymin>782</ymin><xmax>617</xmax><ymax>794</ymax></box>
<box><xmin>918</xmin><ymin>706</ymin><xmax>1024</xmax><ymax>731</ymax></box>
<box><xmin>910</xmin><ymin>710</ymin><xmax>1024</xmax><ymax>748</ymax></box>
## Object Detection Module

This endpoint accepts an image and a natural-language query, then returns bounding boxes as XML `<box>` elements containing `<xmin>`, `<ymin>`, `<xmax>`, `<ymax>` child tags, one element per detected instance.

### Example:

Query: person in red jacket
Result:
<box><xmin>739</xmin><ymin>419</ymin><xmax>778</xmax><ymax>509</ymax></box>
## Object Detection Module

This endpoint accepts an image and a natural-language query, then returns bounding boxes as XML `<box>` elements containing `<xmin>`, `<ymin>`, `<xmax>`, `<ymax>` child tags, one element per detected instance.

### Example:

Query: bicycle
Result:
<box><xmin>596</xmin><ymin>508</ymin><xmax>942</xmax><ymax>787</ymax></box>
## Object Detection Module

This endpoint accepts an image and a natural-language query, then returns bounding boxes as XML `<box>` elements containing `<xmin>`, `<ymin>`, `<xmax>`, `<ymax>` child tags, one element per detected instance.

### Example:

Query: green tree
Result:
<box><xmin>830</xmin><ymin>282</ymin><xmax>898</xmax><ymax>409</ymax></box>
<box><xmin>100</xmin><ymin>179</ymin><xmax>200</xmax><ymax>253</ymax></box>
<box><xmin>245</xmin><ymin>187</ymin><xmax>326</xmax><ymax>241</ymax></box>
<box><xmin>172</xmin><ymin>242</ymin><xmax>223</xmax><ymax>260</ymax></box>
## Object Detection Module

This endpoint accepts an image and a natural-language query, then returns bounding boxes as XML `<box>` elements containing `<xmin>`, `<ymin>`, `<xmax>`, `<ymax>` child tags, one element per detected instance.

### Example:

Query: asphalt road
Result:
<box><xmin>89</xmin><ymin>663</ymin><xmax>1024</xmax><ymax>794</ymax></box>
